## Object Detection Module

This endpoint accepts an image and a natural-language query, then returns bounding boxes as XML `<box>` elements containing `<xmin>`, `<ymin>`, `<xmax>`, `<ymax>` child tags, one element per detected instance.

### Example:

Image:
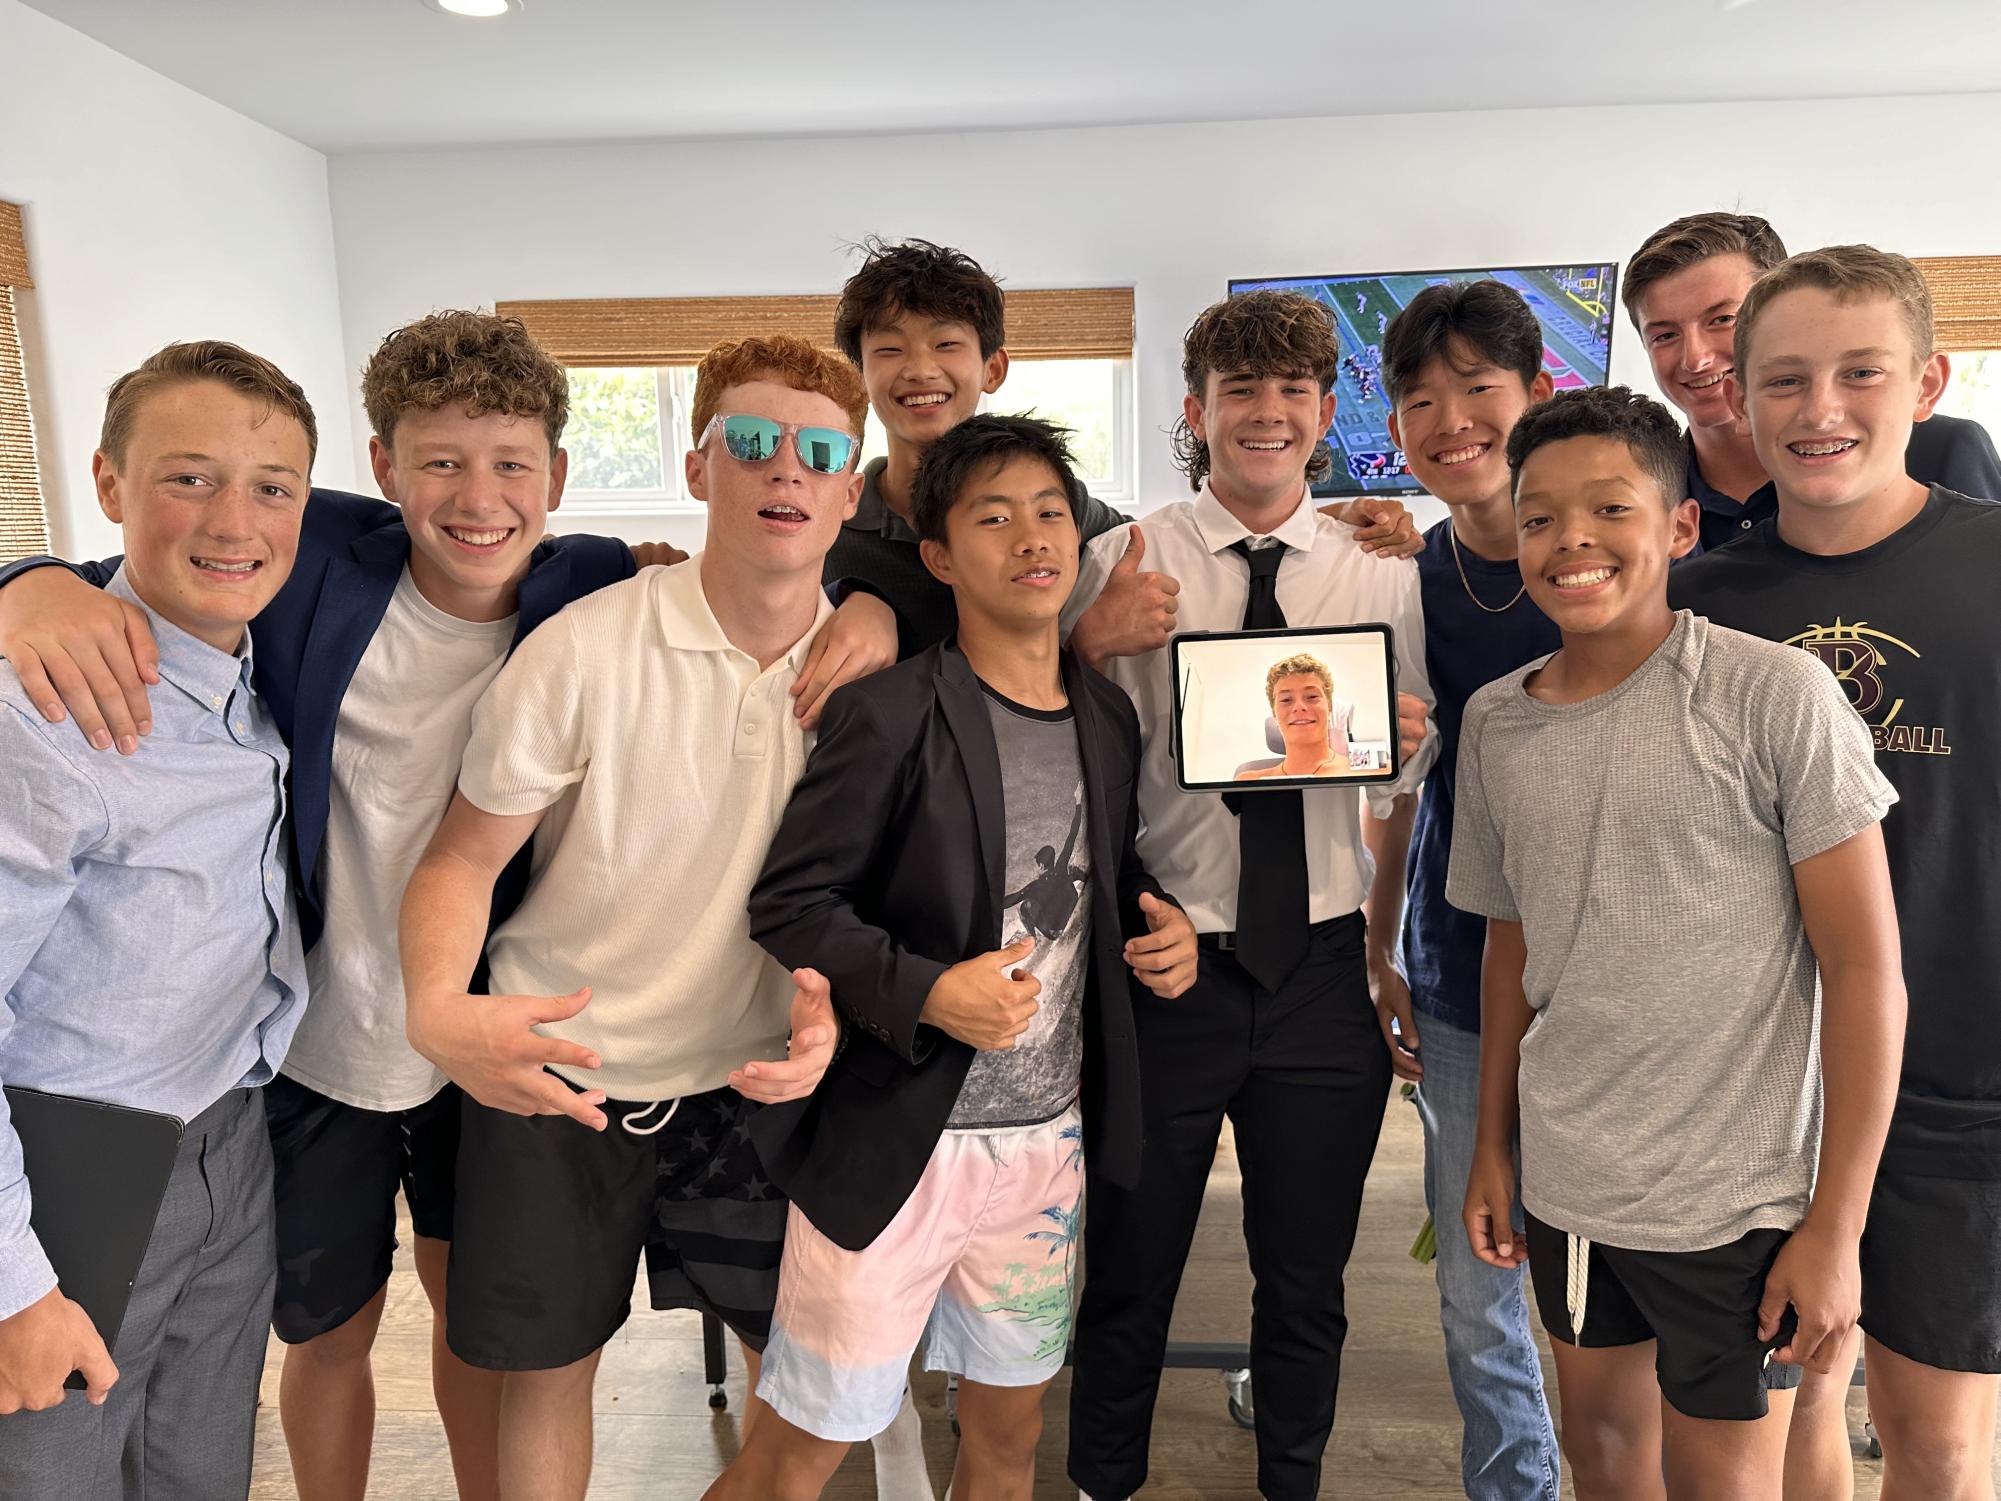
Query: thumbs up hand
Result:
<box><xmin>1070</xmin><ymin>525</ymin><xmax>1181</xmax><ymax>669</ymax></box>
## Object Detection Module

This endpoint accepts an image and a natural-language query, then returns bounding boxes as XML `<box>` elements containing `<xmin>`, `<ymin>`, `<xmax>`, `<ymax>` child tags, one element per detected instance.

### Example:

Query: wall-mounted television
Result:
<box><xmin>1226</xmin><ymin>263</ymin><xmax>1620</xmax><ymax>497</ymax></box>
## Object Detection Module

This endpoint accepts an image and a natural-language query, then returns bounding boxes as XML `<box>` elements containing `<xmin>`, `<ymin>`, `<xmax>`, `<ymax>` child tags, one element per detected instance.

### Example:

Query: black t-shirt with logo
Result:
<box><xmin>1671</xmin><ymin>487</ymin><xmax>2001</xmax><ymax>1160</ymax></box>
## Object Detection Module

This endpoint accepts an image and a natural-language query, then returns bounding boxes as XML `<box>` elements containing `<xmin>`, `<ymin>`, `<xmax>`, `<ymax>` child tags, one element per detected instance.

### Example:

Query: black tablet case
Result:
<box><xmin>4</xmin><ymin>1086</ymin><xmax>183</xmax><ymax>1380</ymax></box>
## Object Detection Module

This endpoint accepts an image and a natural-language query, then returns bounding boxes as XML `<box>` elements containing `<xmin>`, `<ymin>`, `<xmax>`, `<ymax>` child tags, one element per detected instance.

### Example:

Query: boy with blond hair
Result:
<box><xmin>1673</xmin><ymin>246</ymin><xmax>2001</xmax><ymax>1501</ymax></box>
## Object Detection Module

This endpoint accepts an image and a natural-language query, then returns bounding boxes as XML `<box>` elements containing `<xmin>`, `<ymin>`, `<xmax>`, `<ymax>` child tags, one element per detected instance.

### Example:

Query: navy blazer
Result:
<box><xmin>3</xmin><ymin>488</ymin><xmax>635</xmax><ymax>955</ymax></box>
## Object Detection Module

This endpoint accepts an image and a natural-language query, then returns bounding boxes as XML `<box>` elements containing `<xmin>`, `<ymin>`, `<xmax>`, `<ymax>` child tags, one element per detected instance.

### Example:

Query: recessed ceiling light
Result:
<box><xmin>424</xmin><ymin>0</ymin><xmax>519</xmax><ymax>16</ymax></box>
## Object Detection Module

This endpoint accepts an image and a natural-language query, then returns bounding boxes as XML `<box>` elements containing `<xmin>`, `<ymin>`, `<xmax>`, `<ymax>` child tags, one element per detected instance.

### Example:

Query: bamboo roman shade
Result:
<box><xmin>0</xmin><ymin>200</ymin><xmax>49</xmax><ymax>564</ymax></box>
<box><xmin>496</xmin><ymin>286</ymin><xmax>1134</xmax><ymax>367</ymax></box>
<box><xmin>1914</xmin><ymin>257</ymin><xmax>2001</xmax><ymax>353</ymax></box>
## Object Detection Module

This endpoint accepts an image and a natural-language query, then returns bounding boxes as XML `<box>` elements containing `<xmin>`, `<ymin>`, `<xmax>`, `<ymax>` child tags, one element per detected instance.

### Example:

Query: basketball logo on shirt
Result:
<box><xmin>1786</xmin><ymin>618</ymin><xmax>1951</xmax><ymax>756</ymax></box>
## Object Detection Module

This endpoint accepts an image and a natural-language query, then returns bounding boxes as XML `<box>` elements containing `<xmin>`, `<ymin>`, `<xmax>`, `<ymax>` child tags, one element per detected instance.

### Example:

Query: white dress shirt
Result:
<box><xmin>1063</xmin><ymin>482</ymin><xmax>1437</xmax><ymax>935</ymax></box>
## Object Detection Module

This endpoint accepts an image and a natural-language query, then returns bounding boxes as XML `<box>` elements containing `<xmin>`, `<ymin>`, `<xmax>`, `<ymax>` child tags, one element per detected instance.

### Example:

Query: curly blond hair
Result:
<box><xmin>362</xmin><ymin>310</ymin><xmax>568</xmax><ymax>452</ymax></box>
<box><xmin>1264</xmin><ymin>652</ymin><xmax>1334</xmax><ymax>706</ymax></box>
<box><xmin>690</xmin><ymin>335</ymin><xmax>868</xmax><ymax>444</ymax></box>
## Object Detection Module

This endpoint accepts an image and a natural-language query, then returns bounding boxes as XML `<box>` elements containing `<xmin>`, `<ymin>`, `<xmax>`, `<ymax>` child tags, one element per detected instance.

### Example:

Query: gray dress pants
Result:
<box><xmin>0</xmin><ymin>1086</ymin><xmax>276</xmax><ymax>1500</ymax></box>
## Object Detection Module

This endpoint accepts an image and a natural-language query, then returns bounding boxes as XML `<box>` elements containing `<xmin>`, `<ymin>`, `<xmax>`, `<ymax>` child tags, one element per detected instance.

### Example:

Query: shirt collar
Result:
<box><xmin>652</xmin><ymin>553</ymin><xmax>834</xmax><ymax>671</ymax></box>
<box><xmin>846</xmin><ymin>458</ymin><xmax>919</xmax><ymax>544</ymax></box>
<box><xmin>106</xmin><ymin>566</ymin><xmax>255</xmax><ymax>715</ymax></box>
<box><xmin>1191</xmin><ymin>478</ymin><xmax>1323</xmax><ymax>556</ymax></box>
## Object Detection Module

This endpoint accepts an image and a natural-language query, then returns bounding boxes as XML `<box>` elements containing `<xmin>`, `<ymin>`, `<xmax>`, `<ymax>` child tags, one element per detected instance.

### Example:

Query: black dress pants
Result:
<box><xmin>1068</xmin><ymin>913</ymin><xmax>1391</xmax><ymax>1501</ymax></box>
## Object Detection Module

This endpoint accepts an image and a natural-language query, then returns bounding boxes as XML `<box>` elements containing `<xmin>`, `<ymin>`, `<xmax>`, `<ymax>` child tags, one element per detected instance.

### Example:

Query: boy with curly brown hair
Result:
<box><xmin>1062</xmin><ymin>289</ymin><xmax>1436</xmax><ymax>1501</ymax></box>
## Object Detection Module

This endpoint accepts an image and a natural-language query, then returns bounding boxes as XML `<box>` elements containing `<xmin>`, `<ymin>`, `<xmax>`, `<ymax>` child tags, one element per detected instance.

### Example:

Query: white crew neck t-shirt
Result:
<box><xmin>282</xmin><ymin>567</ymin><xmax>515</xmax><ymax>1112</ymax></box>
<box><xmin>456</xmin><ymin>555</ymin><xmax>833</xmax><ymax>1103</ymax></box>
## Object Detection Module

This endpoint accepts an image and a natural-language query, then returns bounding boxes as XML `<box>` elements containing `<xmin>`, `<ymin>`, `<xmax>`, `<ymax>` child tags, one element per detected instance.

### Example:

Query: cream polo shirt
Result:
<box><xmin>456</xmin><ymin>555</ymin><xmax>832</xmax><ymax>1102</ymax></box>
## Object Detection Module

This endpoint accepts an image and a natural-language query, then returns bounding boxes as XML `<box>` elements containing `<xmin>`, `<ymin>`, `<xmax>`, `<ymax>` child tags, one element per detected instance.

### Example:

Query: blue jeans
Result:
<box><xmin>1413</xmin><ymin>1011</ymin><xmax>1561</xmax><ymax>1501</ymax></box>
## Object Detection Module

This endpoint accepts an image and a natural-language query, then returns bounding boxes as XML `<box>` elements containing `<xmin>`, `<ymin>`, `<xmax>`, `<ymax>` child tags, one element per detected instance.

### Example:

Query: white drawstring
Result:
<box><xmin>1566</xmin><ymin>1232</ymin><xmax>1592</xmax><ymax>1342</ymax></box>
<box><xmin>620</xmin><ymin>1097</ymin><xmax>682</xmax><ymax>1136</ymax></box>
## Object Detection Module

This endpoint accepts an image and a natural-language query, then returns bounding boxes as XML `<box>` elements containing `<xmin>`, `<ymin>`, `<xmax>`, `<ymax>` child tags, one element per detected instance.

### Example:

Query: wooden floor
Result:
<box><xmin>251</xmin><ymin>1098</ymin><xmax>1980</xmax><ymax>1499</ymax></box>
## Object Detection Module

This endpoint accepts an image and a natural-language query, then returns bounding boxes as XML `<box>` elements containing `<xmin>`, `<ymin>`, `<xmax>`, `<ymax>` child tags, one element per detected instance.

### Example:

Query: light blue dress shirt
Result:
<box><xmin>0</xmin><ymin>568</ymin><xmax>305</xmax><ymax>1317</ymax></box>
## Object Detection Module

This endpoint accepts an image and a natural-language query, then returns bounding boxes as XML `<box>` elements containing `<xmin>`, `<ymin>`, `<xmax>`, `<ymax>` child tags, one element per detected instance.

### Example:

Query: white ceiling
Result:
<box><xmin>22</xmin><ymin>0</ymin><xmax>2001</xmax><ymax>155</ymax></box>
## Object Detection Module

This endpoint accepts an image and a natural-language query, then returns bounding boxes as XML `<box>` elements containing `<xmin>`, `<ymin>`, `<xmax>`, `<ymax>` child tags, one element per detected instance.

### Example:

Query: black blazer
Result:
<box><xmin>747</xmin><ymin>642</ymin><xmax>1171</xmax><ymax>1251</ymax></box>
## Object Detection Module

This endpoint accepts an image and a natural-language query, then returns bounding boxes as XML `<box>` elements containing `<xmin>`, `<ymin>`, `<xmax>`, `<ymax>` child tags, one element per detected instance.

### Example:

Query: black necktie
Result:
<box><xmin>1227</xmin><ymin>539</ymin><xmax>1309</xmax><ymax>992</ymax></box>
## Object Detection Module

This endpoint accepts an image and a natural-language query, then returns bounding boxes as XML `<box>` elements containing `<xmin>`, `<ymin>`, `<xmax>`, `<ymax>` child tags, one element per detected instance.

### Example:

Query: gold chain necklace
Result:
<box><xmin>1448</xmin><ymin>520</ymin><xmax>1527</xmax><ymax>614</ymax></box>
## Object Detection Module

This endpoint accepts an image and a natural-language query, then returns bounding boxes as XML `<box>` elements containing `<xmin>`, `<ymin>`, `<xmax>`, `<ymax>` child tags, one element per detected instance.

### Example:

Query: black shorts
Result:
<box><xmin>447</xmin><ymin>1082</ymin><xmax>787</xmax><ymax>1372</ymax></box>
<box><xmin>1524</xmin><ymin>1211</ymin><xmax>1802</xmax><ymax>1421</ymax></box>
<box><xmin>1862</xmin><ymin>1150</ymin><xmax>2001</xmax><ymax>1373</ymax></box>
<box><xmin>265</xmin><ymin>1072</ymin><xmax>461</xmax><ymax>1344</ymax></box>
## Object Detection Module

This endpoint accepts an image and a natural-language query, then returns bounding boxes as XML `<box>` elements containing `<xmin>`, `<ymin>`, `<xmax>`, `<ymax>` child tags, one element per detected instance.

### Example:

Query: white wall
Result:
<box><xmin>326</xmin><ymin>91</ymin><xmax>2001</xmax><ymax>551</ymax></box>
<box><xmin>0</xmin><ymin>0</ymin><xmax>353</xmax><ymax>560</ymax></box>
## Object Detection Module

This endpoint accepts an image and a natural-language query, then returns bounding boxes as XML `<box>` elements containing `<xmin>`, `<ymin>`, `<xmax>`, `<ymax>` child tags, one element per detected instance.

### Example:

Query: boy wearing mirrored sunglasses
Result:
<box><xmin>399</xmin><ymin>335</ymin><xmax>866</xmax><ymax>1501</ymax></box>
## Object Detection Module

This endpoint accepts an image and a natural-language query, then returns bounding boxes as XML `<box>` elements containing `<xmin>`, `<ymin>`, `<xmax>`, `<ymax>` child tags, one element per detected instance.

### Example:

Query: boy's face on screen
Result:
<box><xmin>1271</xmin><ymin>673</ymin><xmax>1331</xmax><ymax>747</ymax></box>
<box><xmin>1389</xmin><ymin>345</ymin><xmax>1553</xmax><ymax>506</ymax></box>
<box><xmin>92</xmin><ymin>379</ymin><xmax>309</xmax><ymax>654</ymax></box>
<box><xmin>1189</xmin><ymin>370</ymin><xmax>1335</xmax><ymax>510</ymax></box>
<box><xmin>1735</xmin><ymin>286</ymin><xmax>1946</xmax><ymax>519</ymax></box>
<box><xmin>1634</xmin><ymin>253</ymin><xmax>1758</xmax><ymax>432</ymax></box>
<box><xmin>686</xmin><ymin>378</ymin><xmax>862</xmax><ymax>575</ymax></box>
<box><xmin>859</xmin><ymin>312</ymin><xmax>1008</xmax><ymax>454</ymax></box>
<box><xmin>920</xmin><ymin>454</ymin><xmax>1079</xmax><ymax>631</ymax></box>
<box><xmin>374</xmin><ymin>407</ymin><xmax>564</xmax><ymax>614</ymax></box>
<box><xmin>1513</xmin><ymin>434</ymin><xmax>1697</xmax><ymax>636</ymax></box>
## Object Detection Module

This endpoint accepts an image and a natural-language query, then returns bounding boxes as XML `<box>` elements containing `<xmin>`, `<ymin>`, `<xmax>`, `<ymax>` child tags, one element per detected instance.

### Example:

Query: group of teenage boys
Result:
<box><xmin>0</xmin><ymin>212</ymin><xmax>1991</xmax><ymax>1501</ymax></box>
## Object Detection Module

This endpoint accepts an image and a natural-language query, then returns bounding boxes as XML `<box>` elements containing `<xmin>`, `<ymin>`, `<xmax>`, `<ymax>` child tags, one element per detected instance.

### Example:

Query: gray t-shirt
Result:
<box><xmin>949</xmin><ymin>686</ymin><xmax>1091</xmax><ymax>1129</ymax></box>
<box><xmin>1446</xmin><ymin>611</ymin><xmax>1896</xmax><ymax>1252</ymax></box>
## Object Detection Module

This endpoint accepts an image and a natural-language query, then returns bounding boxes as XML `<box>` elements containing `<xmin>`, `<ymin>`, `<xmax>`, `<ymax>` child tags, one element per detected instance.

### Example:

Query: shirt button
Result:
<box><xmin>211</xmin><ymin>694</ymin><xmax>224</xmax><ymax>708</ymax></box>
<box><xmin>745</xmin><ymin>720</ymin><xmax>760</xmax><ymax>736</ymax></box>
<box><xmin>1741</xmin><ymin>519</ymin><xmax>1753</xmax><ymax>529</ymax></box>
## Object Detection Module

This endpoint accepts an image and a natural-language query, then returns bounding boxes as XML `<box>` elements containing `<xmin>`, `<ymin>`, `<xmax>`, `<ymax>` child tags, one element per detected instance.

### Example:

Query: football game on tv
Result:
<box><xmin>1227</xmin><ymin>263</ymin><xmax>1620</xmax><ymax>497</ymax></box>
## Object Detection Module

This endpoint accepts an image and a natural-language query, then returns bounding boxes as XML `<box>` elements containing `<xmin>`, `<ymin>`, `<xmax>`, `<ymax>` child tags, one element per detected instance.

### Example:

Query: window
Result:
<box><xmin>562</xmin><ymin>366</ymin><xmax>692</xmax><ymax>516</ymax></box>
<box><xmin>0</xmin><ymin>201</ymin><xmax>48</xmax><ymax>564</ymax></box>
<box><xmin>1935</xmin><ymin>349</ymin><xmax>2001</xmax><ymax>437</ymax></box>
<box><xmin>1916</xmin><ymin>256</ymin><xmax>2001</xmax><ymax>441</ymax></box>
<box><xmin>501</xmin><ymin>288</ymin><xmax>1136</xmax><ymax>519</ymax></box>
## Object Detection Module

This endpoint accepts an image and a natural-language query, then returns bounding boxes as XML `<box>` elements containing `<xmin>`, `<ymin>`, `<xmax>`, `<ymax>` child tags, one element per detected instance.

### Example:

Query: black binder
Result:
<box><xmin>4</xmin><ymin>1086</ymin><xmax>184</xmax><ymax>1383</ymax></box>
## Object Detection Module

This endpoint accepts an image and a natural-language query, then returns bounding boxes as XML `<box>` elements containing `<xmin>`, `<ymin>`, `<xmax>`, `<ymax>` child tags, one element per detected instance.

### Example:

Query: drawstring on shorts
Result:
<box><xmin>1567</xmin><ymin>1232</ymin><xmax>1592</xmax><ymax>1341</ymax></box>
<box><xmin>620</xmin><ymin>1097</ymin><xmax>682</xmax><ymax>1136</ymax></box>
